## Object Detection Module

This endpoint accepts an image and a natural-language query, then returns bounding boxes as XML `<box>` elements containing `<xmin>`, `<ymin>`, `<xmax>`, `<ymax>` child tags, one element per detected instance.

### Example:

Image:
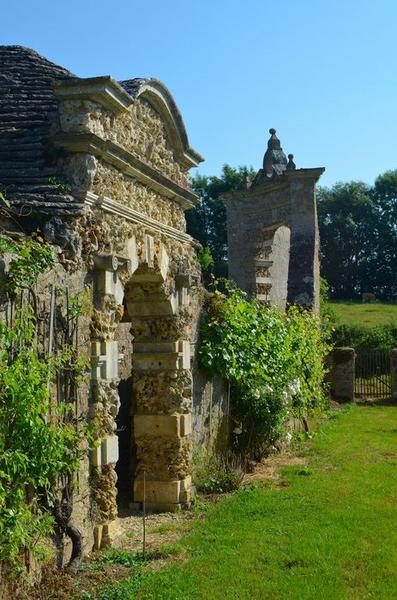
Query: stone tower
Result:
<box><xmin>224</xmin><ymin>129</ymin><xmax>324</xmax><ymax>313</ymax></box>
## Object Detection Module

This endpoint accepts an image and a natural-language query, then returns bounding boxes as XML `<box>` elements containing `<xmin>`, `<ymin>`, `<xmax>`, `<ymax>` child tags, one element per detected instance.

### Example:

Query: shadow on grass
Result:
<box><xmin>354</xmin><ymin>397</ymin><xmax>396</xmax><ymax>407</ymax></box>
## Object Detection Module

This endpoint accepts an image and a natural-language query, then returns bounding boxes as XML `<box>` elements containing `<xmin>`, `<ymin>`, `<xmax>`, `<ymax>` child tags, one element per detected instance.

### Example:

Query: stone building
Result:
<box><xmin>0</xmin><ymin>46</ymin><xmax>227</xmax><ymax>554</ymax></box>
<box><xmin>225</xmin><ymin>128</ymin><xmax>324</xmax><ymax>312</ymax></box>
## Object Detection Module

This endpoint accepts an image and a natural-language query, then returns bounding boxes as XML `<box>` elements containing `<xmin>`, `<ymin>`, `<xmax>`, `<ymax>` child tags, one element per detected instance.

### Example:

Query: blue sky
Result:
<box><xmin>3</xmin><ymin>0</ymin><xmax>397</xmax><ymax>187</ymax></box>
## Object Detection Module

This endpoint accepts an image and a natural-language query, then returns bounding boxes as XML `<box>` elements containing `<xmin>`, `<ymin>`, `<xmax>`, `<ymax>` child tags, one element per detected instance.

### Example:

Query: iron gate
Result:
<box><xmin>355</xmin><ymin>350</ymin><xmax>392</xmax><ymax>399</ymax></box>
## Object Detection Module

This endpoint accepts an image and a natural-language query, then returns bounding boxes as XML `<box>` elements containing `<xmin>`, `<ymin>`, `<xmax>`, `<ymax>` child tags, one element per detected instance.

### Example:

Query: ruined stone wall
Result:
<box><xmin>225</xmin><ymin>170</ymin><xmax>323</xmax><ymax>313</ymax></box>
<box><xmin>226</xmin><ymin>184</ymin><xmax>288</xmax><ymax>295</ymax></box>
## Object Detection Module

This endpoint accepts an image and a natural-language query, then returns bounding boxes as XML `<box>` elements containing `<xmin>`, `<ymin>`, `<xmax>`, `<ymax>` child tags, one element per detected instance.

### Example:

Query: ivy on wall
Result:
<box><xmin>199</xmin><ymin>282</ymin><xmax>330</xmax><ymax>458</ymax></box>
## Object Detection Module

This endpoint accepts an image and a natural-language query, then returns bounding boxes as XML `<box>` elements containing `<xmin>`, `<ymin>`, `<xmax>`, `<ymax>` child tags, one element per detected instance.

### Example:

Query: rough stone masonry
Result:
<box><xmin>224</xmin><ymin>128</ymin><xmax>324</xmax><ymax>313</ymax></box>
<box><xmin>0</xmin><ymin>46</ymin><xmax>231</xmax><ymax>556</ymax></box>
<box><xmin>0</xmin><ymin>47</ymin><xmax>323</xmax><ymax>561</ymax></box>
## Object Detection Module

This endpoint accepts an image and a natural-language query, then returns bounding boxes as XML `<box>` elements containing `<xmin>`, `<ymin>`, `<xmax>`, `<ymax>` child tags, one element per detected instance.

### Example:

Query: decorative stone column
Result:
<box><xmin>390</xmin><ymin>349</ymin><xmax>397</xmax><ymax>401</ymax></box>
<box><xmin>329</xmin><ymin>347</ymin><xmax>356</xmax><ymax>403</ymax></box>
<box><xmin>131</xmin><ymin>334</ymin><xmax>193</xmax><ymax>511</ymax></box>
<box><xmin>89</xmin><ymin>254</ymin><xmax>127</xmax><ymax>548</ymax></box>
<box><xmin>124</xmin><ymin>235</ymin><xmax>194</xmax><ymax>512</ymax></box>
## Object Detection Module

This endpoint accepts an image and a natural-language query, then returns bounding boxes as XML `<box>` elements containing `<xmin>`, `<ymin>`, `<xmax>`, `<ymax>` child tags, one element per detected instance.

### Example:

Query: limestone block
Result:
<box><xmin>134</xmin><ymin>476</ymin><xmax>192</xmax><ymax>505</ymax></box>
<box><xmin>126</xmin><ymin>299</ymin><xmax>174</xmax><ymax>317</ymax></box>
<box><xmin>178</xmin><ymin>340</ymin><xmax>191</xmax><ymax>369</ymax></box>
<box><xmin>91</xmin><ymin>340</ymin><xmax>119</xmax><ymax>379</ymax></box>
<box><xmin>134</xmin><ymin>414</ymin><xmax>187</xmax><ymax>437</ymax></box>
<box><xmin>93</xmin><ymin>525</ymin><xmax>103</xmax><ymax>551</ymax></box>
<box><xmin>144</xmin><ymin>234</ymin><xmax>154</xmax><ymax>268</ymax></box>
<box><xmin>160</xmin><ymin>245</ymin><xmax>169</xmax><ymax>281</ymax></box>
<box><xmin>101</xmin><ymin>435</ymin><xmax>119</xmax><ymax>465</ymax></box>
<box><xmin>101</xmin><ymin>521</ymin><xmax>118</xmax><ymax>549</ymax></box>
<box><xmin>171</xmin><ymin>290</ymin><xmax>179</xmax><ymax>314</ymax></box>
<box><xmin>96</xmin><ymin>269</ymin><xmax>124</xmax><ymax>305</ymax></box>
<box><xmin>180</xmin><ymin>287</ymin><xmax>189</xmax><ymax>306</ymax></box>
<box><xmin>134</xmin><ymin>341</ymin><xmax>178</xmax><ymax>354</ymax></box>
<box><xmin>127</xmin><ymin>236</ymin><xmax>139</xmax><ymax>274</ymax></box>
<box><xmin>91</xmin><ymin>445</ymin><xmax>102</xmax><ymax>468</ymax></box>
<box><xmin>179</xmin><ymin>413</ymin><xmax>192</xmax><ymax>436</ymax></box>
<box><xmin>132</xmin><ymin>351</ymin><xmax>179</xmax><ymax>371</ymax></box>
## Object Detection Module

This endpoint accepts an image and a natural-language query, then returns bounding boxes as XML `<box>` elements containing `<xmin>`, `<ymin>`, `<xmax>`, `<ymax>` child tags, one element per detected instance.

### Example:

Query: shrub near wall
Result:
<box><xmin>199</xmin><ymin>283</ymin><xmax>330</xmax><ymax>458</ymax></box>
<box><xmin>332</xmin><ymin>324</ymin><xmax>397</xmax><ymax>351</ymax></box>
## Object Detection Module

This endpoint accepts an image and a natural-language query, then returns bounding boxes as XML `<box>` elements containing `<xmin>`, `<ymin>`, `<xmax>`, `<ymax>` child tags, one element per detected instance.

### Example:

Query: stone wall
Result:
<box><xmin>192</xmin><ymin>371</ymin><xmax>230</xmax><ymax>451</ymax></box>
<box><xmin>0</xmin><ymin>53</ymin><xmax>239</xmax><ymax>571</ymax></box>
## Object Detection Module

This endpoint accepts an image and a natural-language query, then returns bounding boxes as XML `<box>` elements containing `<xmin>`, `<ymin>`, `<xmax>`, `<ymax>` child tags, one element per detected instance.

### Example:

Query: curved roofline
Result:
<box><xmin>121</xmin><ymin>78</ymin><xmax>204</xmax><ymax>169</ymax></box>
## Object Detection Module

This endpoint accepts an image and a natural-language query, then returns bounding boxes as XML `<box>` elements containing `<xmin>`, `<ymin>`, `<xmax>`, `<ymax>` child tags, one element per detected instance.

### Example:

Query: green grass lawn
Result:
<box><xmin>91</xmin><ymin>403</ymin><xmax>397</xmax><ymax>600</ymax></box>
<box><xmin>330</xmin><ymin>302</ymin><xmax>397</xmax><ymax>327</ymax></box>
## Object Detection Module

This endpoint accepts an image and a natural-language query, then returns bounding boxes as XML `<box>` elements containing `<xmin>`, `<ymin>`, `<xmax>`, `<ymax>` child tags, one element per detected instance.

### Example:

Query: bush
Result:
<box><xmin>192</xmin><ymin>450</ymin><xmax>244</xmax><ymax>494</ymax></box>
<box><xmin>198</xmin><ymin>282</ymin><xmax>330</xmax><ymax>458</ymax></box>
<box><xmin>332</xmin><ymin>323</ymin><xmax>397</xmax><ymax>351</ymax></box>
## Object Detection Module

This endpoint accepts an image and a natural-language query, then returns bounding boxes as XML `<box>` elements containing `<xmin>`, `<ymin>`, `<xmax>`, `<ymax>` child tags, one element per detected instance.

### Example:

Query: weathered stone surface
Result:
<box><xmin>134</xmin><ymin>476</ymin><xmax>192</xmax><ymax>506</ymax></box>
<box><xmin>0</xmin><ymin>46</ymin><xmax>235</xmax><ymax>566</ymax></box>
<box><xmin>225</xmin><ymin>131</ymin><xmax>324</xmax><ymax>313</ymax></box>
<box><xmin>91</xmin><ymin>161</ymin><xmax>186</xmax><ymax>230</ymax></box>
<box><xmin>115</xmin><ymin>98</ymin><xmax>189</xmax><ymax>187</ymax></box>
<box><xmin>328</xmin><ymin>347</ymin><xmax>356</xmax><ymax>402</ymax></box>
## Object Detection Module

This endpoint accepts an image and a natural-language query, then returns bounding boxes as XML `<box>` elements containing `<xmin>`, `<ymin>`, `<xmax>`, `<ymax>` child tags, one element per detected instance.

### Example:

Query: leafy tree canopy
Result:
<box><xmin>187</xmin><ymin>165</ymin><xmax>256</xmax><ymax>277</ymax></box>
<box><xmin>318</xmin><ymin>174</ymin><xmax>397</xmax><ymax>299</ymax></box>
<box><xmin>188</xmin><ymin>164</ymin><xmax>397</xmax><ymax>300</ymax></box>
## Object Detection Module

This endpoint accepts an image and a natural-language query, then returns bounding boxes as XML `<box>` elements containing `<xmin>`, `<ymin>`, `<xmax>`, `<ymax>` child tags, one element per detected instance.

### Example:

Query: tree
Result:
<box><xmin>187</xmin><ymin>165</ymin><xmax>256</xmax><ymax>277</ymax></box>
<box><xmin>317</xmin><ymin>182</ymin><xmax>381</xmax><ymax>298</ymax></box>
<box><xmin>371</xmin><ymin>170</ymin><xmax>397</xmax><ymax>297</ymax></box>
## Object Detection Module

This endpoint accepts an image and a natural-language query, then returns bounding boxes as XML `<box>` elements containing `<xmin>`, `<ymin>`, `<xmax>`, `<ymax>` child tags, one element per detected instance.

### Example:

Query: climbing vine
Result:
<box><xmin>0</xmin><ymin>236</ymin><xmax>90</xmax><ymax>576</ymax></box>
<box><xmin>199</xmin><ymin>282</ymin><xmax>330</xmax><ymax>457</ymax></box>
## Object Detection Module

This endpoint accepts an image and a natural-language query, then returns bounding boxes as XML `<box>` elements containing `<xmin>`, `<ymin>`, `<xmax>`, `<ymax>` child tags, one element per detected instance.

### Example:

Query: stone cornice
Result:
<box><xmin>133</xmin><ymin>79</ymin><xmax>204</xmax><ymax>169</ymax></box>
<box><xmin>53</xmin><ymin>76</ymin><xmax>133</xmax><ymax>113</ymax></box>
<box><xmin>285</xmin><ymin>167</ymin><xmax>325</xmax><ymax>181</ymax></box>
<box><xmin>54</xmin><ymin>76</ymin><xmax>204</xmax><ymax>170</ymax></box>
<box><xmin>222</xmin><ymin>167</ymin><xmax>325</xmax><ymax>201</ymax></box>
<box><xmin>84</xmin><ymin>191</ymin><xmax>197</xmax><ymax>245</ymax></box>
<box><xmin>53</xmin><ymin>132</ymin><xmax>199</xmax><ymax>209</ymax></box>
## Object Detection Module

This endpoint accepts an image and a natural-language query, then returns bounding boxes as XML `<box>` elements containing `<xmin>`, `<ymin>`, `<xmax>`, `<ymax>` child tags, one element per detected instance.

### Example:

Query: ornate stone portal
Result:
<box><xmin>0</xmin><ymin>46</ymin><xmax>205</xmax><ymax>549</ymax></box>
<box><xmin>224</xmin><ymin>129</ymin><xmax>324</xmax><ymax>313</ymax></box>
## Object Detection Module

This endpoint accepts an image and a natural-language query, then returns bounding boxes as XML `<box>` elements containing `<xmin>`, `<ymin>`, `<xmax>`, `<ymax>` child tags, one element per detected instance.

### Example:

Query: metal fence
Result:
<box><xmin>355</xmin><ymin>350</ymin><xmax>392</xmax><ymax>399</ymax></box>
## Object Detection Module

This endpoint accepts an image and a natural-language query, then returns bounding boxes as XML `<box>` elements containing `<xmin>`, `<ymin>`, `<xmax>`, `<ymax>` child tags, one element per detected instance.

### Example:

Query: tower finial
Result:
<box><xmin>263</xmin><ymin>128</ymin><xmax>287</xmax><ymax>178</ymax></box>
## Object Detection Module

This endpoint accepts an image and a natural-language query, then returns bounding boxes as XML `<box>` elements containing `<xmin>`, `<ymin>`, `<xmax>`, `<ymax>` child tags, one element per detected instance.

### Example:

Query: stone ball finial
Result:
<box><xmin>286</xmin><ymin>153</ymin><xmax>296</xmax><ymax>171</ymax></box>
<box><xmin>269</xmin><ymin>128</ymin><xmax>276</xmax><ymax>135</ymax></box>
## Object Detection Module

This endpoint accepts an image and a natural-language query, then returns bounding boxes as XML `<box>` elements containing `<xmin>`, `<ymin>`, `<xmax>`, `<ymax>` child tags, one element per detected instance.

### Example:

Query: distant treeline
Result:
<box><xmin>187</xmin><ymin>166</ymin><xmax>397</xmax><ymax>300</ymax></box>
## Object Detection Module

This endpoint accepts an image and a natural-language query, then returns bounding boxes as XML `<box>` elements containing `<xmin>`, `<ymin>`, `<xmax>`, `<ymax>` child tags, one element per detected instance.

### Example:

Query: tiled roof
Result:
<box><xmin>0</xmin><ymin>45</ymin><xmax>80</xmax><ymax>214</ymax></box>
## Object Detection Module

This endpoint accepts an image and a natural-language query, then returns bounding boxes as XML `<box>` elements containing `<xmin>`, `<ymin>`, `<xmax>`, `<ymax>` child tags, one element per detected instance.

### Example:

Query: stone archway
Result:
<box><xmin>89</xmin><ymin>230</ymin><xmax>195</xmax><ymax>549</ymax></box>
<box><xmin>122</xmin><ymin>234</ymin><xmax>194</xmax><ymax>512</ymax></box>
